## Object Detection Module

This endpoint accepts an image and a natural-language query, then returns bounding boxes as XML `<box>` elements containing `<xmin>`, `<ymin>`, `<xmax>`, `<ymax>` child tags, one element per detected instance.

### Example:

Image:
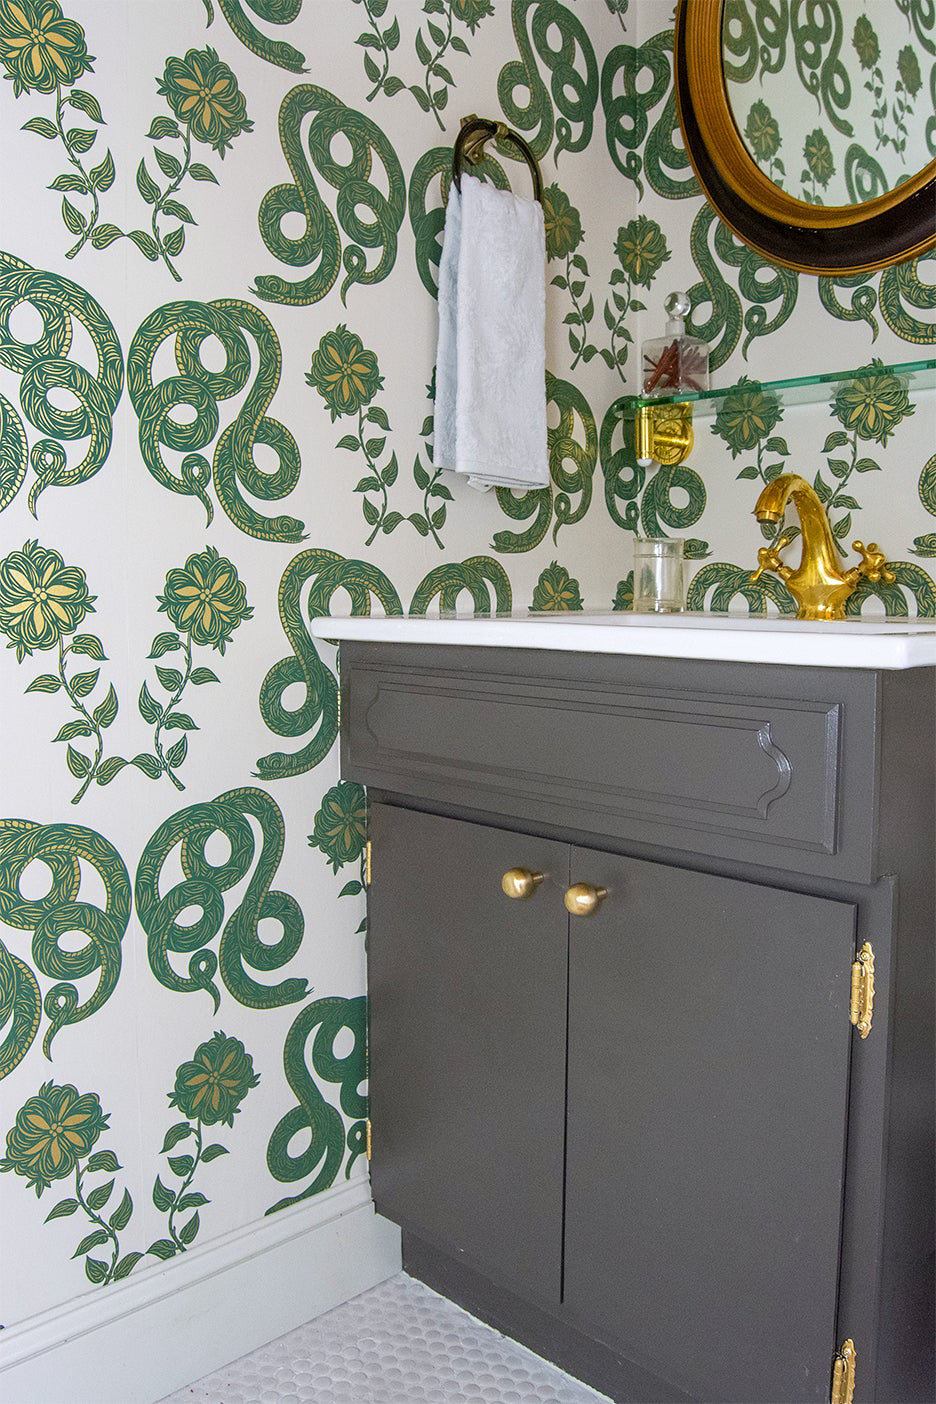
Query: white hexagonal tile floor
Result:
<box><xmin>160</xmin><ymin>1272</ymin><xmax>611</xmax><ymax>1404</ymax></box>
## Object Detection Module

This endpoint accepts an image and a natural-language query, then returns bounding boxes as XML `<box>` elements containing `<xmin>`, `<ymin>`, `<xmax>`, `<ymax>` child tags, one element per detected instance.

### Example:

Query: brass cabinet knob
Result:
<box><xmin>501</xmin><ymin>867</ymin><xmax>544</xmax><ymax>899</ymax></box>
<box><xmin>564</xmin><ymin>883</ymin><xmax>607</xmax><ymax>917</ymax></box>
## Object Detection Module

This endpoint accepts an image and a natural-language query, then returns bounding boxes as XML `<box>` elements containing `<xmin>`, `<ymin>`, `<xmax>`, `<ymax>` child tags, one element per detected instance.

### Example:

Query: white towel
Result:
<box><xmin>433</xmin><ymin>174</ymin><xmax>549</xmax><ymax>492</ymax></box>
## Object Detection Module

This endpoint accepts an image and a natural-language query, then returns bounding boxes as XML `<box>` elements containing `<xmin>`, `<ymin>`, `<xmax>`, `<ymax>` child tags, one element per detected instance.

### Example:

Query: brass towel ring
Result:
<box><xmin>452</xmin><ymin>115</ymin><xmax>543</xmax><ymax>204</ymax></box>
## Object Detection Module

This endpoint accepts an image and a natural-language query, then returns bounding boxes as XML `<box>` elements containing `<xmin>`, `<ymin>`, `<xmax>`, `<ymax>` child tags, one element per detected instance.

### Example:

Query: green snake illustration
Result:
<box><xmin>266</xmin><ymin>995</ymin><xmax>367</xmax><ymax>1215</ymax></box>
<box><xmin>600</xmin><ymin>397</ymin><xmax>644</xmax><ymax>534</ymax></box>
<box><xmin>127</xmin><ymin>297</ymin><xmax>304</xmax><ymax>541</ymax></box>
<box><xmin>210</xmin><ymin>0</ymin><xmax>307</xmax><ymax>73</ymax></box>
<box><xmin>692</xmin><ymin>206</ymin><xmax>799</xmax><ymax>363</ymax></box>
<box><xmin>818</xmin><ymin>273</ymin><xmax>880</xmax><ymax>340</ymax></box>
<box><xmin>256</xmin><ymin>549</ymin><xmax>402</xmax><ymax>782</ymax></box>
<box><xmin>879</xmin><ymin>257</ymin><xmax>936</xmax><ymax>345</ymax></box>
<box><xmin>408</xmin><ymin>146</ymin><xmax>511</xmax><ymax>301</ymax></box>
<box><xmin>135</xmin><ymin>787</ymin><xmax>307</xmax><ymax>1011</ymax></box>
<box><xmin>498</xmin><ymin>0</ymin><xmax>599</xmax><ymax>162</ymax></box>
<box><xmin>686</xmin><ymin>563</ymin><xmax>796</xmax><ymax>616</ymax></box>
<box><xmin>409</xmin><ymin>557</ymin><xmax>512</xmax><ymax>615</ymax></box>
<box><xmin>0</xmin><ymin>250</ymin><xmax>123</xmax><ymax>515</ymax></box>
<box><xmin>602</xmin><ymin>30</ymin><xmax>698</xmax><ymax>199</ymax></box>
<box><xmin>493</xmin><ymin>373</ymin><xmax>595</xmax><ymax>554</ymax></box>
<box><xmin>686</xmin><ymin>207</ymin><xmax>745</xmax><ymax>371</ymax></box>
<box><xmin>846</xmin><ymin>562</ymin><xmax>936</xmax><ymax>618</ymax></box>
<box><xmin>0</xmin><ymin>818</ymin><xmax>131</xmax><ymax>1080</ymax></box>
<box><xmin>818</xmin><ymin>258</ymin><xmax>935</xmax><ymax>348</ymax></box>
<box><xmin>913</xmin><ymin>453</ymin><xmax>936</xmax><ymax>556</ymax></box>
<box><xmin>253</xmin><ymin>84</ymin><xmax>406</xmax><ymax>307</ymax></box>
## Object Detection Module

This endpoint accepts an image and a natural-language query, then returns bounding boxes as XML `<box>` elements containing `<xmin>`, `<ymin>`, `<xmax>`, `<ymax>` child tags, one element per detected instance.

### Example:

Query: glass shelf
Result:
<box><xmin>620</xmin><ymin>356</ymin><xmax>936</xmax><ymax>419</ymax></box>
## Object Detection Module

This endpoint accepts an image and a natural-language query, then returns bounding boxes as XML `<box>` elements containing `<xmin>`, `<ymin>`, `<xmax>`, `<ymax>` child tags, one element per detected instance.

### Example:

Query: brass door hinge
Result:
<box><xmin>831</xmin><ymin>1338</ymin><xmax>856</xmax><ymax>1404</ymax></box>
<box><xmin>850</xmin><ymin>942</ymin><xmax>875</xmax><ymax>1038</ymax></box>
<box><xmin>365</xmin><ymin>839</ymin><xmax>372</xmax><ymax>886</ymax></box>
<box><xmin>365</xmin><ymin>1118</ymin><xmax>372</xmax><ymax>1161</ymax></box>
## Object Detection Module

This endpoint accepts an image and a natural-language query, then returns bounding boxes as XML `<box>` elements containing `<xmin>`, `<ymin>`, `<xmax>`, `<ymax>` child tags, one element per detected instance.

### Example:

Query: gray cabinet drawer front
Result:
<box><xmin>342</xmin><ymin>645</ymin><xmax>880</xmax><ymax>882</ymax></box>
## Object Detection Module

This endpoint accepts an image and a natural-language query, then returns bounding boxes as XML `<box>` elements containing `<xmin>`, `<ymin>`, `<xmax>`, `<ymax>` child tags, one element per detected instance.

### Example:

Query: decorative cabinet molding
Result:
<box><xmin>340</xmin><ymin>643</ymin><xmax>934</xmax><ymax>1404</ymax></box>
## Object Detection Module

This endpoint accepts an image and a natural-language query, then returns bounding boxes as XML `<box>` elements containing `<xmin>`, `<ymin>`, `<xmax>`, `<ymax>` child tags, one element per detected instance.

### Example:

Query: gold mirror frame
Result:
<box><xmin>674</xmin><ymin>0</ymin><xmax>936</xmax><ymax>275</ymax></box>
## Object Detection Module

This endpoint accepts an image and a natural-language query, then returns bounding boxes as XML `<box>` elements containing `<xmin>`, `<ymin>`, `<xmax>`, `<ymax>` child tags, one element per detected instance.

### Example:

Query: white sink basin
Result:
<box><xmin>311</xmin><ymin>610</ymin><xmax>936</xmax><ymax>669</ymax></box>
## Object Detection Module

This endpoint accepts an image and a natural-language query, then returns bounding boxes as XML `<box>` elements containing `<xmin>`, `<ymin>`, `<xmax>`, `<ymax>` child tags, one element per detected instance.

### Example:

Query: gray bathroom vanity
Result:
<box><xmin>316</xmin><ymin>613</ymin><xmax>936</xmax><ymax>1404</ymax></box>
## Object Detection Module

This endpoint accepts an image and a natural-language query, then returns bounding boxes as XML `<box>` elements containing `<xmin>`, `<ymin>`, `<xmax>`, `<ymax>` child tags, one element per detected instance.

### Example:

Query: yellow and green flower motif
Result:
<box><xmin>614</xmin><ymin>215</ymin><xmax>670</xmax><ymax>288</ymax></box>
<box><xmin>531</xmin><ymin>561</ymin><xmax>584</xmax><ymax>612</ymax></box>
<box><xmin>1</xmin><ymin>1081</ymin><xmax>108</xmax><ymax>1196</ymax></box>
<box><xmin>0</xmin><ymin>539</ymin><xmax>94</xmax><ymax>662</ymax></box>
<box><xmin>897</xmin><ymin>46</ymin><xmax>922</xmax><ymax>98</ymax></box>
<box><xmin>309</xmin><ymin>781</ymin><xmax>368</xmax><ymax>874</ymax></box>
<box><xmin>744</xmin><ymin>100</ymin><xmax>781</xmax><ymax>163</ymax></box>
<box><xmin>306</xmin><ymin>325</ymin><xmax>383</xmax><ymax>422</ymax></box>
<box><xmin>169</xmin><ymin>1032</ymin><xmax>259</xmax><ymax>1128</ymax></box>
<box><xmin>0</xmin><ymin>0</ymin><xmax>92</xmax><ymax>97</ymax></box>
<box><xmin>158</xmin><ymin>546</ymin><xmax>252</xmax><ymax>654</ymax></box>
<box><xmin>157</xmin><ymin>45</ymin><xmax>252</xmax><ymax>157</ymax></box>
<box><xmin>542</xmin><ymin>183</ymin><xmax>583</xmax><ymax>262</ymax></box>
<box><xmin>711</xmin><ymin>378</ymin><xmax>784</xmax><ymax>457</ymax></box>
<box><xmin>451</xmin><ymin>0</ymin><xmax>494</xmax><ymax>33</ymax></box>
<box><xmin>804</xmin><ymin>129</ymin><xmax>834</xmax><ymax>188</ymax></box>
<box><xmin>852</xmin><ymin>15</ymin><xmax>880</xmax><ymax>70</ymax></box>
<box><xmin>832</xmin><ymin>360</ymin><xmax>914</xmax><ymax>446</ymax></box>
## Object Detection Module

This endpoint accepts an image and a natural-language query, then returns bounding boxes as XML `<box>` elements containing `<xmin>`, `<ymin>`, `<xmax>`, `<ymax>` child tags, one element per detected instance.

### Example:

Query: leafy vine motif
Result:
<box><xmin>136</xmin><ymin>788</ymin><xmax>307</xmax><ymax>1013</ymax></box>
<box><xmin>0</xmin><ymin>1</ymin><xmax>120</xmax><ymax>258</ymax></box>
<box><xmin>127</xmin><ymin>297</ymin><xmax>305</xmax><ymax>541</ymax></box>
<box><xmin>409</xmin><ymin>555</ymin><xmax>512</xmax><ymax>615</ymax></box>
<box><xmin>352</xmin><ymin>0</ymin><xmax>493</xmax><ymax>128</ymax></box>
<box><xmin>0</xmin><ymin>540</ymin><xmax>118</xmax><ymax>803</ymax></box>
<box><xmin>493</xmin><ymin>373</ymin><xmax>595</xmax><ymax>554</ymax></box>
<box><xmin>266</xmin><ymin>996</ymin><xmax>368</xmax><ymax>1215</ymax></box>
<box><xmin>0</xmin><ymin>1080</ymin><xmax>141</xmax><ymax>1286</ymax></box>
<box><xmin>108</xmin><ymin>548</ymin><xmax>253</xmax><ymax>792</ymax></box>
<box><xmin>497</xmin><ymin>0</ymin><xmax>599</xmax><ymax>162</ymax></box>
<box><xmin>544</xmin><ymin>183</ymin><xmax>599</xmax><ymax>370</ymax></box>
<box><xmin>0</xmin><ymin>1034</ymin><xmax>259</xmax><ymax>1285</ymax></box>
<box><xmin>132</xmin><ymin>46</ymin><xmax>253</xmax><ymax>281</ymax></box>
<box><xmin>256</xmin><ymin>549</ymin><xmax>402</xmax><ymax>782</ymax></box>
<box><xmin>306</xmin><ymin>325</ymin><xmax>402</xmax><ymax>545</ymax></box>
<box><xmin>812</xmin><ymin>359</ymin><xmax>915</xmax><ymax>553</ymax></box>
<box><xmin>200</xmin><ymin>0</ymin><xmax>307</xmax><ymax>73</ymax></box>
<box><xmin>309</xmin><ymin>781</ymin><xmax>368</xmax><ymax>934</ymax></box>
<box><xmin>410</xmin><ymin>374</ymin><xmax>452</xmax><ymax>549</ymax></box>
<box><xmin>0</xmin><ymin>819</ymin><xmax>130</xmax><ymax>1080</ymax></box>
<box><xmin>601</xmin><ymin>28</ymin><xmax>698</xmax><ymax>198</ymax></box>
<box><xmin>253</xmin><ymin>84</ymin><xmax>406</xmax><ymax>308</ymax></box>
<box><xmin>604</xmin><ymin>214</ymin><xmax>670</xmax><ymax>381</ymax></box>
<box><xmin>710</xmin><ymin>377</ymin><xmax>793</xmax><ymax>547</ymax></box>
<box><xmin>148</xmin><ymin>1032</ymin><xmax>259</xmax><ymax>1261</ymax></box>
<box><xmin>0</xmin><ymin>250</ymin><xmax>123</xmax><ymax>515</ymax></box>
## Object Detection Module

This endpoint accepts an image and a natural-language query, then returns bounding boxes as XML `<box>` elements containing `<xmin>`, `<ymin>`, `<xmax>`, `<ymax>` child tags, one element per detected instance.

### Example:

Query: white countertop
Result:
<box><xmin>310</xmin><ymin>610</ymin><xmax>936</xmax><ymax>670</ymax></box>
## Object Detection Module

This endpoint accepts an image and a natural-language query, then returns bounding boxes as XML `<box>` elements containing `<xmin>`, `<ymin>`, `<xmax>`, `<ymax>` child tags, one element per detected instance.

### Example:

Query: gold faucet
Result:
<box><xmin>751</xmin><ymin>474</ymin><xmax>894</xmax><ymax>620</ymax></box>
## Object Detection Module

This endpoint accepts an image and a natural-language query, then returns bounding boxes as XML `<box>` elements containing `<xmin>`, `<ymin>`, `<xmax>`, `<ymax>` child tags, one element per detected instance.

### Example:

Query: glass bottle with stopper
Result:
<box><xmin>641</xmin><ymin>291</ymin><xmax>710</xmax><ymax>396</ymax></box>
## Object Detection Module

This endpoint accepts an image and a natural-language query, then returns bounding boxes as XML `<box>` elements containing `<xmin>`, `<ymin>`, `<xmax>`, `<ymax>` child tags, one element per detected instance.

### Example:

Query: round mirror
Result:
<box><xmin>675</xmin><ymin>0</ymin><xmax>936</xmax><ymax>274</ymax></box>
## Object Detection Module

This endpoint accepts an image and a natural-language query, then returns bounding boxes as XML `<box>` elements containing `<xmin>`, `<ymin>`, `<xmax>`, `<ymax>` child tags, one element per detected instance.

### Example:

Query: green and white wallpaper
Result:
<box><xmin>0</xmin><ymin>0</ymin><xmax>933</xmax><ymax>1334</ymax></box>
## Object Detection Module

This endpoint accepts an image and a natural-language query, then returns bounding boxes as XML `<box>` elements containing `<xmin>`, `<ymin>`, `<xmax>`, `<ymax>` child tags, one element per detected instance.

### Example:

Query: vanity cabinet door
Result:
<box><xmin>563</xmin><ymin>848</ymin><xmax>856</xmax><ymax>1404</ymax></box>
<box><xmin>367</xmin><ymin>802</ymin><xmax>570</xmax><ymax>1305</ymax></box>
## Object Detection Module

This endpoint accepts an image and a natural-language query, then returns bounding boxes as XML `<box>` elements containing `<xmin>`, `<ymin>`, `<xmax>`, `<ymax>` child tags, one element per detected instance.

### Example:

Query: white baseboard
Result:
<box><xmin>0</xmin><ymin>1180</ymin><xmax>402</xmax><ymax>1404</ymax></box>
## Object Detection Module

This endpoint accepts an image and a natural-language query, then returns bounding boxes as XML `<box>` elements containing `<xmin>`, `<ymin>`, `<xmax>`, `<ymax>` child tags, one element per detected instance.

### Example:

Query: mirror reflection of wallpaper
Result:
<box><xmin>724</xmin><ymin>0</ymin><xmax>935</xmax><ymax>204</ymax></box>
<box><xmin>0</xmin><ymin>0</ymin><xmax>933</xmax><ymax>1371</ymax></box>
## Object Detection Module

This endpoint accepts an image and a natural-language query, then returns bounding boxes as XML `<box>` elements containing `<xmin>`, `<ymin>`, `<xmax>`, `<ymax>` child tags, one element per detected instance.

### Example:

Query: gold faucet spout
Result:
<box><xmin>750</xmin><ymin>473</ymin><xmax>894</xmax><ymax>620</ymax></box>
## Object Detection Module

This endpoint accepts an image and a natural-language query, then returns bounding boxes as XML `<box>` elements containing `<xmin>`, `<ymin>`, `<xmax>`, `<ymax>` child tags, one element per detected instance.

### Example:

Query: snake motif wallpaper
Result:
<box><xmin>0</xmin><ymin>0</ymin><xmax>933</xmax><ymax>1330</ymax></box>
